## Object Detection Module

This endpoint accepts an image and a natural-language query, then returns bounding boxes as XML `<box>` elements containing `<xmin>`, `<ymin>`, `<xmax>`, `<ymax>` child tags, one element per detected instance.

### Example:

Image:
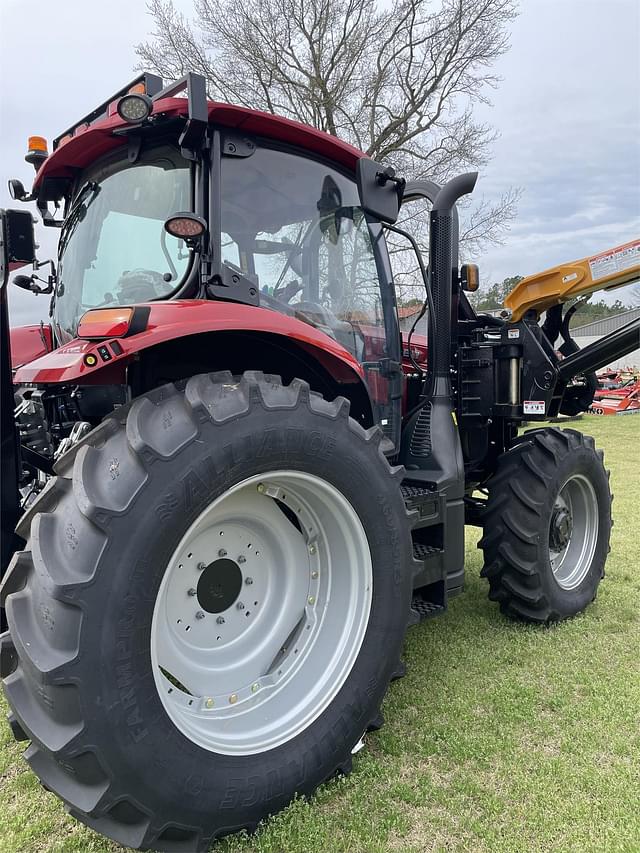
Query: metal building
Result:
<box><xmin>572</xmin><ymin>307</ymin><xmax>640</xmax><ymax>370</ymax></box>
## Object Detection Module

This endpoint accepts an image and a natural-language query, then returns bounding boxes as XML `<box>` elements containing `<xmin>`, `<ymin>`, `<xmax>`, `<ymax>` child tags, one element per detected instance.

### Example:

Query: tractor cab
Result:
<box><xmin>11</xmin><ymin>73</ymin><xmax>411</xmax><ymax>447</ymax></box>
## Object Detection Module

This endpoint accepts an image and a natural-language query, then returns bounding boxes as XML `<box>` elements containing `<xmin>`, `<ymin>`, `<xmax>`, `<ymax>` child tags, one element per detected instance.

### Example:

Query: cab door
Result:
<box><xmin>219</xmin><ymin>140</ymin><xmax>403</xmax><ymax>448</ymax></box>
<box><xmin>310</xmin><ymin>205</ymin><xmax>402</xmax><ymax>448</ymax></box>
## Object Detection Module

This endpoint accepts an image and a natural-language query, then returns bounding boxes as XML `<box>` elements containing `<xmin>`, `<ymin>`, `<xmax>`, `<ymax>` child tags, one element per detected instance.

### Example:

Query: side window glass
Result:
<box><xmin>221</xmin><ymin>232</ymin><xmax>241</xmax><ymax>268</ymax></box>
<box><xmin>317</xmin><ymin>210</ymin><xmax>383</xmax><ymax>324</ymax></box>
<box><xmin>387</xmin><ymin>220</ymin><xmax>429</xmax><ymax>344</ymax></box>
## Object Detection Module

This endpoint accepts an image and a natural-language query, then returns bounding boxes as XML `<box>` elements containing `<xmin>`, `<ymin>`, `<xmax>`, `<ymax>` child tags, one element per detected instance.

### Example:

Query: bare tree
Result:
<box><xmin>137</xmin><ymin>0</ymin><xmax>519</xmax><ymax>252</ymax></box>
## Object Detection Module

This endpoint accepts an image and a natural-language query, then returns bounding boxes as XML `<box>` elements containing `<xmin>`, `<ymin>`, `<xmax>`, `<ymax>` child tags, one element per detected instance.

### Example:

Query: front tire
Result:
<box><xmin>0</xmin><ymin>372</ymin><xmax>412</xmax><ymax>851</ymax></box>
<box><xmin>479</xmin><ymin>428</ymin><xmax>612</xmax><ymax>624</ymax></box>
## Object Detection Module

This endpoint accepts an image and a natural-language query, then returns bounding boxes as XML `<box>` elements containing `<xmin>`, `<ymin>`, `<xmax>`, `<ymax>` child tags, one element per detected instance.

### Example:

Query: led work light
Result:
<box><xmin>117</xmin><ymin>93</ymin><xmax>153</xmax><ymax>124</ymax></box>
<box><xmin>164</xmin><ymin>212</ymin><xmax>207</xmax><ymax>244</ymax></box>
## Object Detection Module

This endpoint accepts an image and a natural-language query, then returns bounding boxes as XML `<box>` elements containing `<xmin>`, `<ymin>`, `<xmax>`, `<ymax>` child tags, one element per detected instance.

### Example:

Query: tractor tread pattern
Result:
<box><xmin>479</xmin><ymin>427</ymin><xmax>611</xmax><ymax>624</ymax></box>
<box><xmin>1</xmin><ymin>371</ymin><xmax>410</xmax><ymax>852</ymax></box>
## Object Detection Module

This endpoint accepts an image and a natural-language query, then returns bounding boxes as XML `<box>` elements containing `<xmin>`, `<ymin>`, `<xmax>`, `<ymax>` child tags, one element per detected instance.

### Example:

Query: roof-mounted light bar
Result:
<box><xmin>53</xmin><ymin>73</ymin><xmax>163</xmax><ymax>150</ymax></box>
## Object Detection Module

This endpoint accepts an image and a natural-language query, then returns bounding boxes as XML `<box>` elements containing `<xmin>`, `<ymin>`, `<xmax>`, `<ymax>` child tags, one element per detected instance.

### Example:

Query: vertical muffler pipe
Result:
<box><xmin>401</xmin><ymin>173</ymin><xmax>477</xmax><ymax>501</ymax></box>
<box><xmin>428</xmin><ymin>172</ymin><xmax>478</xmax><ymax>398</ymax></box>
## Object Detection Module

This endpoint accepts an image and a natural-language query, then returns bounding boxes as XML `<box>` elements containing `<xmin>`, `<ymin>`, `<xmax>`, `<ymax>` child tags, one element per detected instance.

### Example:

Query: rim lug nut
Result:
<box><xmin>196</xmin><ymin>611</ymin><xmax>205</xmax><ymax>620</ymax></box>
<box><xmin>257</xmin><ymin>483</ymin><xmax>265</xmax><ymax>493</ymax></box>
<box><xmin>311</xmin><ymin>570</ymin><xmax>318</xmax><ymax>579</ymax></box>
<box><xmin>251</xmin><ymin>683</ymin><xmax>260</xmax><ymax>693</ymax></box>
<box><xmin>218</xmin><ymin>548</ymin><xmax>227</xmax><ymax>558</ymax></box>
<box><xmin>216</xmin><ymin>616</ymin><xmax>225</xmax><ymax>625</ymax></box>
<box><xmin>187</xmin><ymin>588</ymin><xmax>197</xmax><ymax>596</ymax></box>
<box><xmin>205</xmin><ymin>698</ymin><xmax>214</xmax><ymax>709</ymax></box>
<box><xmin>308</xmin><ymin>596</ymin><xmax>315</xmax><ymax>605</ymax></box>
<box><xmin>197</xmin><ymin>561</ymin><xmax>206</xmax><ymax>571</ymax></box>
<box><xmin>237</xmin><ymin>601</ymin><xmax>245</xmax><ymax>610</ymax></box>
<box><xmin>238</xmin><ymin>555</ymin><xmax>247</xmax><ymax>564</ymax></box>
<box><xmin>245</xmin><ymin>577</ymin><xmax>253</xmax><ymax>585</ymax></box>
<box><xmin>229</xmin><ymin>693</ymin><xmax>238</xmax><ymax>704</ymax></box>
<box><xmin>309</xmin><ymin>544</ymin><xmax>316</xmax><ymax>554</ymax></box>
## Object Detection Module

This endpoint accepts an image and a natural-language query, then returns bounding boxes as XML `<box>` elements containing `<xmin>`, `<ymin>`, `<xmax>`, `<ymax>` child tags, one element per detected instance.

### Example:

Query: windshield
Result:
<box><xmin>55</xmin><ymin>147</ymin><xmax>192</xmax><ymax>335</ymax></box>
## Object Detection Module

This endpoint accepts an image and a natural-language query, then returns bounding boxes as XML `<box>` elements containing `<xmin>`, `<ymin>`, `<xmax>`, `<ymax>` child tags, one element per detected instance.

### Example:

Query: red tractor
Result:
<box><xmin>1</xmin><ymin>73</ymin><xmax>639</xmax><ymax>851</ymax></box>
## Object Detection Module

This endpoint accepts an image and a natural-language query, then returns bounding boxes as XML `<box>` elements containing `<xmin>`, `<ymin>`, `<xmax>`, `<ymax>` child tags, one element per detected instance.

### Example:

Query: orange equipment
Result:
<box><xmin>505</xmin><ymin>238</ymin><xmax>640</xmax><ymax>321</ymax></box>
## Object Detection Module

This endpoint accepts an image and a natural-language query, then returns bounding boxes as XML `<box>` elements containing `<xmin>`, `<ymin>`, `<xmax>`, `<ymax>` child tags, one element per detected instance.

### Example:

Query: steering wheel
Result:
<box><xmin>115</xmin><ymin>268</ymin><xmax>169</xmax><ymax>303</ymax></box>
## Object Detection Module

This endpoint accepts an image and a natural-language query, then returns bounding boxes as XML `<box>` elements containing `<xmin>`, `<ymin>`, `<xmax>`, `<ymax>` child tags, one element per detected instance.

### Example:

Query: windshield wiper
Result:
<box><xmin>58</xmin><ymin>182</ymin><xmax>102</xmax><ymax>261</ymax></box>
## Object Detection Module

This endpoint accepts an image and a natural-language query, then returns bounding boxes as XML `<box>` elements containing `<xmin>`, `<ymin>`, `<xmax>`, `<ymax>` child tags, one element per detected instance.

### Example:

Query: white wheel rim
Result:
<box><xmin>150</xmin><ymin>471</ymin><xmax>373</xmax><ymax>755</ymax></box>
<box><xmin>549</xmin><ymin>473</ymin><xmax>599</xmax><ymax>591</ymax></box>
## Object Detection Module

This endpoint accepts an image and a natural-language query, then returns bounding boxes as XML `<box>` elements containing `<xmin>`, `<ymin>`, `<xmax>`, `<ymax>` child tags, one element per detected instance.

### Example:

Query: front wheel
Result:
<box><xmin>479</xmin><ymin>427</ymin><xmax>612</xmax><ymax>623</ymax></box>
<box><xmin>1</xmin><ymin>372</ymin><xmax>413</xmax><ymax>851</ymax></box>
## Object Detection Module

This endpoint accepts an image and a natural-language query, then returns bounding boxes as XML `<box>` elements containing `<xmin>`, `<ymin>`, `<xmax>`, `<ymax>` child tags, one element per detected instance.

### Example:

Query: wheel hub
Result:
<box><xmin>549</xmin><ymin>506</ymin><xmax>572</xmax><ymax>551</ymax></box>
<box><xmin>197</xmin><ymin>558</ymin><xmax>243</xmax><ymax>613</ymax></box>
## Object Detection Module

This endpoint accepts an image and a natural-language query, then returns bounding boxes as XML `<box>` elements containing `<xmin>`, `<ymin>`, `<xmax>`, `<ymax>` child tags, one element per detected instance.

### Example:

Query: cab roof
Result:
<box><xmin>33</xmin><ymin>97</ymin><xmax>366</xmax><ymax>193</ymax></box>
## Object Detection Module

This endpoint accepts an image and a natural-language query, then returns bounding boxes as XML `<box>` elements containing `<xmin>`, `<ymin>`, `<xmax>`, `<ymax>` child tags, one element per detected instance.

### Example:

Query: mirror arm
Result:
<box><xmin>37</xmin><ymin>199</ymin><xmax>64</xmax><ymax>228</ymax></box>
<box><xmin>13</xmin><ymin>258</ymin><xmax>57</xmax><ymax>295</ymax></box>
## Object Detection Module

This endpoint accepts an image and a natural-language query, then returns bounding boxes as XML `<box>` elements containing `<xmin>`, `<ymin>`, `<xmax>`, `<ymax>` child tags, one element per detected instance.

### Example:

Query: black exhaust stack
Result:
<box><xmin>399</xmin><ymin>173</ymin><xmax>477</xmax><ymax>595</ymax></box>
<box><xmin>400</xmin><ymin>172</ymin><xmax>477</xmax><ymax>495</ymax></box>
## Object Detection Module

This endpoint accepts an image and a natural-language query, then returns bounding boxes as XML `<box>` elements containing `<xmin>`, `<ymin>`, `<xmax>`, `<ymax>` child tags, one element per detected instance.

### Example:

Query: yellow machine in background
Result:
<box><xmin>505</xmin><ymin>238</ymin><xmax>640</xmax><ymax>321</ymax></box>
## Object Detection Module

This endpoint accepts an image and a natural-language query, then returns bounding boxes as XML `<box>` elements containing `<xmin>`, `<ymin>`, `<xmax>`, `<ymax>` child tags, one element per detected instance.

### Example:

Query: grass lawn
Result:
<box><xmin>1</xmin><ymin>414</ymin><xmax>639</xmax><ymax>853</ymax></box>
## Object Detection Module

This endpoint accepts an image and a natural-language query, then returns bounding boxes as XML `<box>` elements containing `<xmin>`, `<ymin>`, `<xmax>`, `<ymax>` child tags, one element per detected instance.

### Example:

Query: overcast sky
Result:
<box><xmin>1</xmin><ymin>0</ymin><xmax>639</xmax><ymax>325</ymax></box>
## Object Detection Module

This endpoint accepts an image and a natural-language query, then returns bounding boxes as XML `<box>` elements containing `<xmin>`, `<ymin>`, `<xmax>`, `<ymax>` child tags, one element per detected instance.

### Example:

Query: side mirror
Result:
<box><xmin>8</xmin><ymin>179</ymin><xmax>29</xmax><ymax>201</ymax></box>
<box><xmin>13</xmin><ymin>275</ymin><xmax>35</xmax><ymax>291</ymax></box>
<box><xmin>356</xmin><ymin>158</ymin><xmax>404</xmax><ymax>224</ymax></box>
<box><xmin>4</xmin><ymin>210</ymin><xmax>36</xmax><ymax>265</ymax></box>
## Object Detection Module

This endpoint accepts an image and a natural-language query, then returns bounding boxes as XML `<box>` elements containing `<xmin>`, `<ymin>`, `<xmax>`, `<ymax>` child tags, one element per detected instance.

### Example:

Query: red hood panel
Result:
<box><xmin>10</xmin><ymin>324</ymin><xmax>53</xmax><ymax>370</ymax></box>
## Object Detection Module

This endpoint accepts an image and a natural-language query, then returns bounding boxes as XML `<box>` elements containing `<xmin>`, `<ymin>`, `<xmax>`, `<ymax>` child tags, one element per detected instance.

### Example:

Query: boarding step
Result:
<box><xmin>411</xmin><ymin>593</ymin><xmax>445</xmax><ymax>621</ymax></box>
<box><xmin>401</xmin><ymin>483</ymin><xmax>435</xmax><ymax>501</ymax></box>
<box><xmin>412</xmin><ymin>541</ymin><xmax>441</xmax><ymax>561</ymax></box>
<box><xmin>402</xmin><ymin>482</ymin><xmax>441</xmax><ymax>527</ymax></box>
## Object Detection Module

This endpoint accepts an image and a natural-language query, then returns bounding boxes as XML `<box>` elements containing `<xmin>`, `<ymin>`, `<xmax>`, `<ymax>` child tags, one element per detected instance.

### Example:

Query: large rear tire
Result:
<box><xmin>479</xmin><ymin>427</ymin><xmax>612</xmax><ymax>624</ymax></box>
<box><xmin>0</xmin><ymin>372</ymin><xmax>412</xmax><ymax>851</ymax></box>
